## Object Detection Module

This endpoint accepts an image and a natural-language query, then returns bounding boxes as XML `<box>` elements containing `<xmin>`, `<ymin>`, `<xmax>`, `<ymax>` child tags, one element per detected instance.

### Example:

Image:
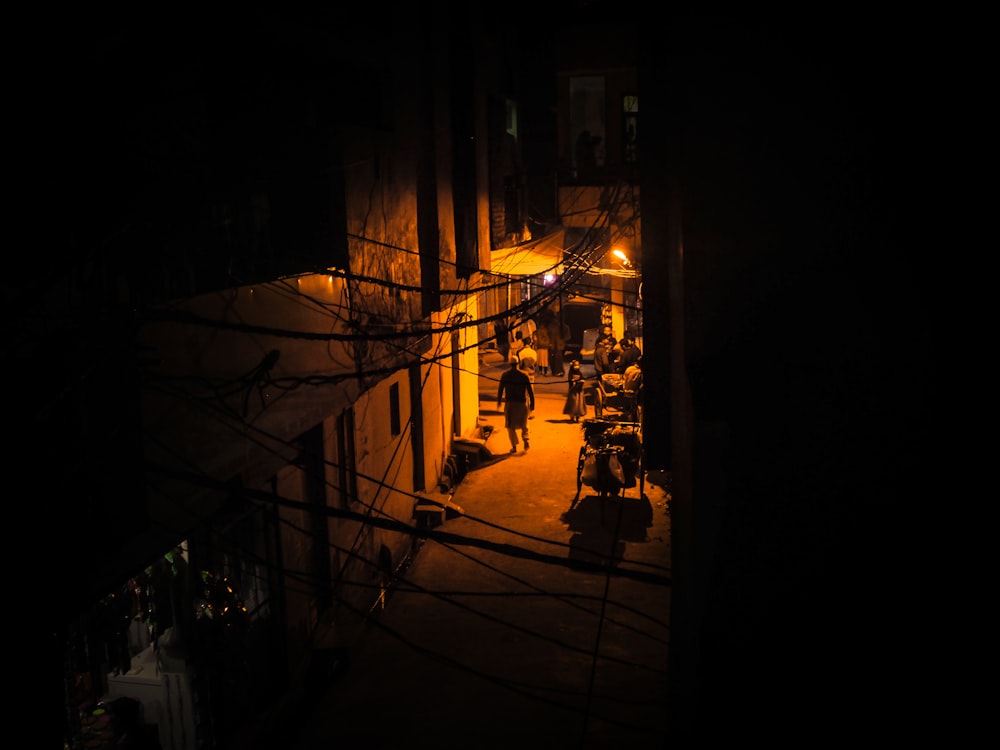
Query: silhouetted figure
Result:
<box><xmin>494</xmin><ymin>317</ymin><xmax>510</xmax><ymax>361</ymax></box>
<box><xmin>496</xmin><ymin>360</ymin><xmax>535</xmax><ymax>453</ymax></box>
<box><xmin>594</xmin><ymin>335</ymin><xmax>617</xmax><ymax>377</ymax></box>
<box><xmin>615</xmin><ymin>333</ymin><xmax>641</xmax><ymax>374</ymax></box>
<box><xmin>563</xmin><ymin>360</ymin><xmax>587</xmax><ymax>423</ymax></box>
<box><xmin>509</xmin><ymin>329</ymin><xmax>524</xmax><ymax>363</ymax></box>
<box><xmin>533</xmin><ymin>323</ymin><xmax>551</xmax><ymax>376</ymax></box>
<box><xmin>575</xmin><ymin>130</ymin><xmax>601</xmax><ymax>179</ymax></box>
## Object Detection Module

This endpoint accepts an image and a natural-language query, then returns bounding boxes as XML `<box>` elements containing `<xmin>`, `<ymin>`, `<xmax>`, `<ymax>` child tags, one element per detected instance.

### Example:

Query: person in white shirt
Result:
<box><xmin>517</xmin><ymin>337</ymin><xmax>538</xmax><ymax>384</ymax></box>
<box><xmin>509</xmin><ymin>330</ymin><xmax>525</xmax><ymax>363</ymax></box>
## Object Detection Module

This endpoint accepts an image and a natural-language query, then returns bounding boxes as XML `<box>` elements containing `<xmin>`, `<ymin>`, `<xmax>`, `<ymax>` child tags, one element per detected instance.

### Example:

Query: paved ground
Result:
<box><xmin>288</xmin><ymin>358</ymin><xmax>672</xmax><ymax>749</ymax></box>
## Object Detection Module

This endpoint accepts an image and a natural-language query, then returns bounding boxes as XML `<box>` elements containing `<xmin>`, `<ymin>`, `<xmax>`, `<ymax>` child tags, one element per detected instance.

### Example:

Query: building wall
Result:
<box><xmin>57</xmin><ymin>5</ymin><xmax>540</xmax><ymax>746</ymax></box>
<box><xmin>335</xmin><ymin>372</ymin><xmax>420</xmax><ymax>618</ymax></box>
<box><xmin>138</xmin><ymin>274</ymin><xmax>363</xmax><ymax>534</ymax></box>
<box><xmin>276</xmin><ymin>462</ymin><xmax>322</xmax><ymax>681</ymax></box>
<box><xmin>554</xmin><ymin>20</ymin><xmax>638</xmax><ymax>183</ymax></box>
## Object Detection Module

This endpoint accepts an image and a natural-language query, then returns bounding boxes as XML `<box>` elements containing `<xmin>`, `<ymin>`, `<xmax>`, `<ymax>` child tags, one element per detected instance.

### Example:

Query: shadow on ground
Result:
<box><xmin>561</xmin><ymin>493</ymin><xmax>653</xmax><ymax>565</ymax></box>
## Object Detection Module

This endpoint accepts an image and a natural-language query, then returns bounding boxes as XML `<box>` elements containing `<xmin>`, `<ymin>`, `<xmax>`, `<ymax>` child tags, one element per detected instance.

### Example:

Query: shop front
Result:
<box><xmin>62</xmin><ymin>504</ymin><xmax>286</xmax><ymax>750</ymax></box>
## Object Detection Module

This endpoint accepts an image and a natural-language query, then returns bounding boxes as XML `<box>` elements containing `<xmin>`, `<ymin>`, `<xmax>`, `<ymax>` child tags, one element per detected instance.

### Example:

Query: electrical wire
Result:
<box><xmin>53</xmin><ymin>174</ymin><xmax>658</xmax><ymax>740</ymax></box>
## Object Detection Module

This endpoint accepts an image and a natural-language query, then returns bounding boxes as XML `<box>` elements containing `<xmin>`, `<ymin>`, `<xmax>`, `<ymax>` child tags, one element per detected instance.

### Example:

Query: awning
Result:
<box><xmin>489</xmin><ymin>229</ymin><xmax>565</xmax><ymax>276</ymax></box>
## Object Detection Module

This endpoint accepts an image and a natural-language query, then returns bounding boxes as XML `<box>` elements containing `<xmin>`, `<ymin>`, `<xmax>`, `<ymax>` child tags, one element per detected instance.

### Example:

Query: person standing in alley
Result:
<box><xmin>595</xmin><ymin>323</ymin><xmax>616</xmax><ymax>352</ymax></box>
<box><xmin>615</xmin><ymin>333</ymin><xmax>641</xmax><ymax>373</ymax></box>
<box><xmin>518</xmin><ymin>336</ymin><xmax>538</xmax><ymax>384</ymax></box>
<box><xmin>494</xmin><ymin>316</ymin><xmax>510</xmax><ymax>362</ymax></box>
<box><xmin>509</xmin><ymin>329</ymin><xmax>524</xmax><ymax>363</ymax></box>
<box><xmin>550</xmin><ymin>320</ymin><xmax>569</xmax><ymax>377</ymax></box>
<box><xmin>594</xmin><ymin>334</ymin><xmax>617</xmax><ymax>378</ymax></box>
<box><xmin>562</xmin><ymin>360</ymin><xmax>587</xmax><ymax>423</ymax></box>
<box><xmin>497</xmin><ymin>360</ymin><xmax>535</xmax><ymax>453</ymax></box>
<box><xmin>533</xmin><ymin>323</ymin><xmax>551</xmax><ymax>377</ymax></box>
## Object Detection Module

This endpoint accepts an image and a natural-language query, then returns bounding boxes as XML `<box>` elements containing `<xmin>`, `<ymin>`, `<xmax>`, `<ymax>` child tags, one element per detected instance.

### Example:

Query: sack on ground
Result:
<box><xmin>607</xmin><ymin>453</ymin><xmax>626</xmax><ymax>485</ymax></box>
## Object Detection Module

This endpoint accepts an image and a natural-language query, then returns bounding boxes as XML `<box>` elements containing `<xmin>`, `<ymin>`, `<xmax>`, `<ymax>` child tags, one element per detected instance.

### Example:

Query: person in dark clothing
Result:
<box><xmin>615</xmin><ymin>334</ymin><xmax>641</xmax><ymax>373</ymax></box>
<box><xmin>562</xmin><ymin>360</ymin><xmax>587</xmax><ymax>422</ymax></box>
<box><xmin>494</xmin><ymin>317</ymin><xmax>510</xmax><ymax>362</ymax></box>
<box><xmin>496</xmin><ymin>360</ymin><xmax>535</xmax><ymax>453</ymax></box>
<box><xmin>595</xmin><ymin>324</ymin><xmax>616</xmax><ymax>352</ymax></box>
<box><xmin>594</xmin><ymin>336</ymin><xmax>617</xmax><ymax>377</ymax></box>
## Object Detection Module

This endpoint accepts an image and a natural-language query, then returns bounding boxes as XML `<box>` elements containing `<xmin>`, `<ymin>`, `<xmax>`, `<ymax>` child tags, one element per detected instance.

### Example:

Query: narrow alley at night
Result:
<box><xmin>26</xmin><ymin>7</ymin><xmax>934</xmax><ymax>749</ymax></box>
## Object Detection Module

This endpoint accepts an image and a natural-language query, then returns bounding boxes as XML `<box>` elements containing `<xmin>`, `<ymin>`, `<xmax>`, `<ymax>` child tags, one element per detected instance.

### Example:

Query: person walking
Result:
<box><xmin>533</xmin><ymin>324</ymin><xmax>551</xmax><ymax>377</ymax></box>
<box><xmin>497</xmin><ymin>360</ymin><xmax>535</xmax><ymax>453</ymax></box>
<box><xmin>562</xmin><ymin>360</ymin><xmax>587</xmax><ymax>423</ymax></box>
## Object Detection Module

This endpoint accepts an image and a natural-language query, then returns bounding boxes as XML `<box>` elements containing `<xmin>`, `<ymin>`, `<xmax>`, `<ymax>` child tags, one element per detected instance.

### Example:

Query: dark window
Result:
<box><xmin>504</xmin><ymin>175</ymin><xmax>520</xmax><ymax>235</ymax></box>
<box><xmin>337</xmin><ymin>408</ymin><xmax>357</xmax><ymax>507</ymax></box>
<box><xmin>623</xmin><ymin>94</ymin><xmax>639</xmax><ymax>164</ymax></box>
<box><xmin>571</xmin><ymin>76</ymin><xmax>606</xmax><ymax>178</ymax></box>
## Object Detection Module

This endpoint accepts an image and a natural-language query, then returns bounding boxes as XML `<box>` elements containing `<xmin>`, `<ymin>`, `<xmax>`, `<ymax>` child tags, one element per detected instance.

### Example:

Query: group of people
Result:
<box><xmin>496</xmin><ymin>315</ymin><xmax>568</xmax><ymax>378</ymax></box>
<box><xmin>496</xmin><ymin>318</ymin><xmax>643</xmax><ymax>454</ymax></box>
<box><xmin>593</xmin><ymin>324</ymin><xmax>641</xmax><ymax>377</ymax></box>
<box><xmin>566</xmin><ymin>327</ymin><xmax>643</xmax><ymax>423</ymax></box>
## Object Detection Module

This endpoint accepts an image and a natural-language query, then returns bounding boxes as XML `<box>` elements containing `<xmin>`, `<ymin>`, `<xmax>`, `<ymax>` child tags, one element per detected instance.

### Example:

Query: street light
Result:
<box><xmin>610</xmin><ymin>247</ymin><xmax>641</xmax><ymax>349</ymax></box>
<box><xmin>612</xmin><ymin>248</ymin><xmax>632</xmax><ymax>268</ymax></box>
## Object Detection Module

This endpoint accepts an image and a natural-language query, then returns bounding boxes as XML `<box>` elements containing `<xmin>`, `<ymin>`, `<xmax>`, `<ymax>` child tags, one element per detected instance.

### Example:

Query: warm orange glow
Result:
<box><xmin>612</xmin><ymin>248</ymin><xmax>633</xmax><ymax>269</ymax></box>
